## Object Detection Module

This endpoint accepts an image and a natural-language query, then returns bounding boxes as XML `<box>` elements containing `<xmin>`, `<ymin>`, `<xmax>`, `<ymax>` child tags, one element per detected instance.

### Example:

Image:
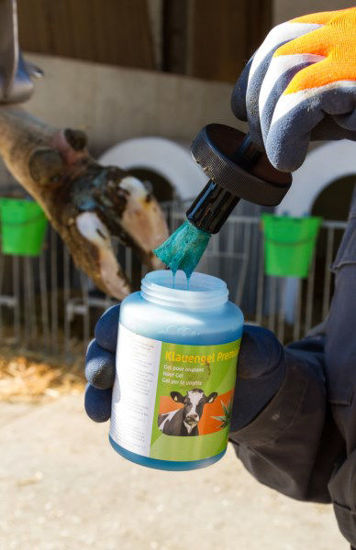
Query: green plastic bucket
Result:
<box><xmin>262</xmin><ymin>214</ymin><xmax>322</xmax><ymax>278</ymax></box>
<box><xmin>0</xmin><ymin>198</ymin><xmax>48</xmax><ymax>256</ymax></box>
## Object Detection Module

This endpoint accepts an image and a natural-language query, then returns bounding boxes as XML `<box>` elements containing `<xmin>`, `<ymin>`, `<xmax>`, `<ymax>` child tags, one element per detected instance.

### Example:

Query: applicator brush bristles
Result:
<box><xmin>154</xmin><ymin>220</ymin><xmax>211</xmax><ymax>278</ymax></box>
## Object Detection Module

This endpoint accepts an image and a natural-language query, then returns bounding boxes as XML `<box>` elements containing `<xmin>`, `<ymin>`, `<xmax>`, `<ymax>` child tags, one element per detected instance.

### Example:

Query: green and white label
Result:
<box><xmin>110</xmin><ymin>324</ymin><xmax>241</xmax><ymax>462</ymax></box>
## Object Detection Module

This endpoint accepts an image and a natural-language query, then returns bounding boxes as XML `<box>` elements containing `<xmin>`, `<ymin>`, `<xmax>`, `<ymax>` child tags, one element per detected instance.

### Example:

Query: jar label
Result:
<box><xmin>110</xmin><ymin>324</ymin><xmax>241</xmax><ymax>462</ymax></box>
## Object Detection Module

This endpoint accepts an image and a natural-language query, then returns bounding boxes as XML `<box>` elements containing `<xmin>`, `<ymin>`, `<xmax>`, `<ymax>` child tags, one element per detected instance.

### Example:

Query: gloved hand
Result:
<box><xmin>85</xmin><ymin>303</ymin><xmax>324</xmax><ymax>431</ymax></box>
<box><xmin>84</xmin><ymin>304</ymin><xmax>119</xmax><ymax>422</ymax></box>
<box><xmin>232</xmin><ymin>7</ymin><xmax>356</xmax><ymax>172</ymax></box>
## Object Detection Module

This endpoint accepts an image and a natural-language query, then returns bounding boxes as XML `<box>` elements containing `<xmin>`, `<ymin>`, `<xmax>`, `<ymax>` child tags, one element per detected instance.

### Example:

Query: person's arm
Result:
<box><xmin>228</xmin><ymin>5</ymin><xmax>356</xmax><ymax>520</ymax></box>
<box><xmin>230</xmin><ymin>189</ymin><xmax>356</xmax><ymax>544</ymax></box>
<box><xmin>323</xmin><ymin>201</ymin><xmax>356</xmax><ymax>548</ymax></box>
<box><xmin>229</xmin><ymin>329</ymin><xmax>344</xmax><ymax>504</ymax></box>
<box><xmin>328</xmin><ymin>451</ymin><xmax>356</xmax><ymax>549</ymax></box>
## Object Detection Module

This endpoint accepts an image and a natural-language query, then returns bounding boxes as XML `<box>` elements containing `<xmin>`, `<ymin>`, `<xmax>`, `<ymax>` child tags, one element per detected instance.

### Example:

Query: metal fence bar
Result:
<box><xmin>211</xmin><ymin>230</ymin><xmax>220</xmax><ymax>256</ymax></box>
<box><xmin>125</xmin><ymin>246</ymin><xmax>132</xmax><ymax>281</ymax></box>
<box><xmin>50</xmin><ymin>229</ymin><xmax>58</xmax><ymax>353</ymax></box>
<box><xmin>63</xmin><ymin>246</ymin><xmax>71</xmax><ymax>357</ymax></box>
<box><xmin>80</xmin><ymin>273</ymin><xmax>90</xmax><ymax>350</ymax></box>
<box><xmin>204</xmin><ymin>250</ymin><xmax>246</xmax><ymax>260</ymax></box>
<box><xmin>0</xmin><ymin>215</ymin><xmax>348</xmax><ymax>354</ymax></box>
<box><xmin>322</xmin><ymin>220</ymin><xmax>347</xmax><ymax>230</ymax></box>
<box><xmin>39</xmin><ymin>253</ymin><xmax>50</xmax><ymax>352</ymax></box>
<box><xmin>235</xmin><ymin>222</ymin><xmax>251</xmax><ymax>306</ymax></box>
<box><xmin>293</xmin><ymin>279</ymin><xmax>302</xmax><ymax>342</ymax></box>
<box><xmin>13</xmin><ymin>256</ymin><xmax>20</xmax><ymax>344</ymax></box>
<box><xmin>23</xmin><ymin>258</ymin><xmax>30</xmax><ymax>348</ymax></box>
<box><xmin>227</xmin><ymin>221</ymin><xmax>235</xmax><ymax>254</ymax></box>
<box><xmin>24</xmin><ymin>256</ymin><xmax>37</xmax><ymax>342</ymax></box>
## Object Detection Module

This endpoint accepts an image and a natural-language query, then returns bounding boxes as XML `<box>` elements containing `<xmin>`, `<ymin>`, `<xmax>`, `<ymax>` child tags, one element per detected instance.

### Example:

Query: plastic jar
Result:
<box><xmin>109</xmin><ymin>270</ymin><xmax>243</xmax><ymax>471</ymax></box>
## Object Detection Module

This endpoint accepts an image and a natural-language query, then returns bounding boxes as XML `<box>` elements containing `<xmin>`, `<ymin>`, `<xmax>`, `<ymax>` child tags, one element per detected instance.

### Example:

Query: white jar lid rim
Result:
<box><xmin>141</xmin><ymin>270</ymin><xmax>228</xmax><ymax>309</ymax></box>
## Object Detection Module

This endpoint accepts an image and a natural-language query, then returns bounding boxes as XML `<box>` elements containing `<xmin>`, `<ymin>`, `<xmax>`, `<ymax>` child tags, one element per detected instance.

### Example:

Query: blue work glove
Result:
<box><xmin>232</xmin><ymin>7</ymin><xmax>356</xmax><ymax>172</ymax></box>
<box><xmin>85</xmin><ymin>304</ymin><xmax>306</xmax><ymax>431</ymax></box>
<box><xmin>84</xmin><ymin>304</ymin><xmax>119</xmax><ymax>422</ymax></box>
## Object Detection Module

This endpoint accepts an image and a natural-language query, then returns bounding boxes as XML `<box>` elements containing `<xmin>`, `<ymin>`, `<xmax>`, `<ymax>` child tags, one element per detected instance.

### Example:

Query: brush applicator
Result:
<box><xmin>154</xmin><ymin>124</ymin><xmax>292</xmax><ymax>278</ymax></box>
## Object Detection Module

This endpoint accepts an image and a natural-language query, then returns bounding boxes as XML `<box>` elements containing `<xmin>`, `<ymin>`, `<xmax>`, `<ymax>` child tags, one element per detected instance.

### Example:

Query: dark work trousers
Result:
<box><xmin>230</xmin><ymin>187</ymin><xmax>356</xmax><ymax>548</ymax></box>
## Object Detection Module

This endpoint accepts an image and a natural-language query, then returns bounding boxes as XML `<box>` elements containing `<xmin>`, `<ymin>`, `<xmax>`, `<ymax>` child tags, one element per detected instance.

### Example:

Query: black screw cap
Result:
<box><xmin>191</xmin><ymin>124</ymin><xmax>292</xmax><ymax>207</ymax></box>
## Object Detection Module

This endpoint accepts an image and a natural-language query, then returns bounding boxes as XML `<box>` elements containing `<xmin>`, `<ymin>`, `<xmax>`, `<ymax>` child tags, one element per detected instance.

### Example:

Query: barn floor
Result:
<box><xmin>0</xmin><ymin>395</ymin><xmax>346</xmax><ymax>550</ymax></box>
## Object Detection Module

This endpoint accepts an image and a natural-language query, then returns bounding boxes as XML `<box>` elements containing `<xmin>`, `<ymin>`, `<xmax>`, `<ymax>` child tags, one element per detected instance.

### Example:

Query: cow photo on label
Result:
<box><xmin>158</xmin><ymin>389</ymin><xmax>218</xmax><ymax>436</ymax></box>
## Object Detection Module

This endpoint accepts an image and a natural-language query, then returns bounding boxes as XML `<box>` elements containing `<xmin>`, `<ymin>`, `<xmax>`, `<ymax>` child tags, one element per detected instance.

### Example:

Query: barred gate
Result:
<box><xmin>0</xmin><ymin>201</ymin><xmax>347</xmax><ymax>359</ymax></box>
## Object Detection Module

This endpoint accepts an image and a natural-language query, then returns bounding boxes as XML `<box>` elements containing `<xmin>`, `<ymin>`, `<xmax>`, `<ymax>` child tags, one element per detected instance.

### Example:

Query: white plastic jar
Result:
<box><xmin>109</xmin><ymin>270</ymin><xmax>243</xmax><ymax>470</ymax></box>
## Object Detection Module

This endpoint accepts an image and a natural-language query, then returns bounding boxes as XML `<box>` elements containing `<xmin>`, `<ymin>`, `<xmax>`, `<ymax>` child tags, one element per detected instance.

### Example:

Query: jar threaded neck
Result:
<box><xmin>141</xmin><ymin>270</ymin><xmax>228</xmax><ymax>310</ymax></box>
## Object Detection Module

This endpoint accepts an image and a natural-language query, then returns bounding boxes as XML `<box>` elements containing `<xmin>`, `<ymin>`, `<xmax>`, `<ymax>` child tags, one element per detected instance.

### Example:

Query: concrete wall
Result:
<box><xmin>0</xmin><ymin>53</ymin><xmax>240</xmax><ymax>189</ymax></box>
<box><xmin>26</xmin><ymin>54</ymin><xmax>238</xmax><ymax>156</ymax></box>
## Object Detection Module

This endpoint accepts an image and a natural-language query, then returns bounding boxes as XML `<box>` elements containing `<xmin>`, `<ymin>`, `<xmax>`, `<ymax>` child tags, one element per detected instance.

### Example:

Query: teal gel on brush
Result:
<box><xmin>109</xmin><ymin>270</ymin><xmax>244</xmax><ymax>471</ymax></box>
<box><xmin>153</xmin><ymin>220</ymin><xmax>211</xmax><ymax>279</ymax></box>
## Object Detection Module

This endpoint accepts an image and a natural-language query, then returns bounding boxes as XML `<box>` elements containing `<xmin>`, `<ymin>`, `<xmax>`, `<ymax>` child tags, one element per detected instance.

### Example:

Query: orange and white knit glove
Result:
<box><xmin>232</xmin><ymin>8</ymin><xmax>356</xmax><ymax>171</ymax></box>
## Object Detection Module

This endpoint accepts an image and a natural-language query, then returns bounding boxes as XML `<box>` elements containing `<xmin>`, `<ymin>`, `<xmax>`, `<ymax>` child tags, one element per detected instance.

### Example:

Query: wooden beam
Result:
<box><xmin>162</xmin><ymin>0</ymin><xmax>189</xmax><ymax>73</ymax></box>
<box><xmin>17</xmin><ymin>0</ymin><xmax>155</xmax><ymax>69</ymax></box>
<box><xmin>189</xmin><ymin>0</ymin><xmax>272</xmax><ymax>82</ymax></box>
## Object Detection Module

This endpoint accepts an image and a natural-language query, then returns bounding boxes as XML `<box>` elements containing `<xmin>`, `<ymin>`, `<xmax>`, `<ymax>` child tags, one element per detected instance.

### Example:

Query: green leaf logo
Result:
<box><xmin>212</xmin><ymin>399</ymin><xmax>233</xmax><ymax>430</ymax></box>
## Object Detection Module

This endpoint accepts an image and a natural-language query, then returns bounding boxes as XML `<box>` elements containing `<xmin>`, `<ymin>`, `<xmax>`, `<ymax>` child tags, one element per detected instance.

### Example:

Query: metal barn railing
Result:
<box><xmin>0</xmin><ymin>201</ymin><xmax>347</xmax><ymax>359</ymax></box>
